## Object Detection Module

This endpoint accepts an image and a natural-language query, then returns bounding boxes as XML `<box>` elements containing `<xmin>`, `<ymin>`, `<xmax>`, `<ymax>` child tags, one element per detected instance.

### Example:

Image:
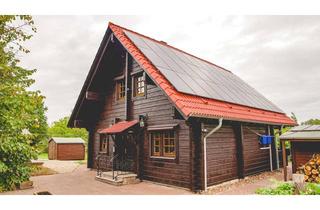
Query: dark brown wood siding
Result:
<box><xmin>203</xmin><ymin>123</ymin><xmax>238</xmax><ymax>186</ymax></box>
<box><xmin>93</xmin><ymin>79</ymin><xmax>125</xmax><ymax>167</ymax></box>
<box><xmin>242</xmin><ymin>125</ymin><xmax>270</xmax><ymax>176</ymax></box>
<box><xmin>56</xmin><ymin>144</ymin><xmax>85</xmax><ymax>160</ymax></box>
<box><xmin>291</xmin><ymin>141</ymin><xmax>320</xmax><ymax>173</ymax></box>
<box><xmin>131</xmin><ymin>60</ymin><xmax>190</xmax><ymax>188</ymax></box>
<box><xmin>92</xmin><ymin>58</ymin><xmax>191</xmax><ymax>188</ymax></box>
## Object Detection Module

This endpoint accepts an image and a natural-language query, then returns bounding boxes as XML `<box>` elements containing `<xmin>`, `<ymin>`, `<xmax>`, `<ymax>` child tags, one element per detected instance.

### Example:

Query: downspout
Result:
<box><xmin>203</xmin><ymin>118</ymin><xmax>223</xmax><ymax>192</ymax></box>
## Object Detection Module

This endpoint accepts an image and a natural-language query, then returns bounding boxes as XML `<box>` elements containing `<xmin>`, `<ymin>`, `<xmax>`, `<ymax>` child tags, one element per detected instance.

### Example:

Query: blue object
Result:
<box><xmin>260</xmin><ymin>135</ymin><xmax>272</xmax><ymax>145</ymax></box>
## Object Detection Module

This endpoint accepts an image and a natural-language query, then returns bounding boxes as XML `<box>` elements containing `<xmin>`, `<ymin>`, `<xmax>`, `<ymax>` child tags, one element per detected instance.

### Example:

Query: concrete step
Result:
<box><xmin>95</xmin><ymin>171</ymin><xmax>140</xmax><ymax>186</ymax></box>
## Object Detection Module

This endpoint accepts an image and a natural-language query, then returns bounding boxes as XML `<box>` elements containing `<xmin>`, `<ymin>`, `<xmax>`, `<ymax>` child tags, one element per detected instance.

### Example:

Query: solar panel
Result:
<box><xmin>124</xmin><ymin>30</ymin><xmax>283</xmax><ymax>113</ymax></box>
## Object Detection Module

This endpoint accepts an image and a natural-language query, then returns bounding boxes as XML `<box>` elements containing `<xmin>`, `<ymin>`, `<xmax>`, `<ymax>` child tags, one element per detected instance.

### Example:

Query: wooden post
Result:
<box><xmin>124</xmin><ymin>52</ymin><xmax>129</xmax><ymax>120</ymax></box>
<box><xmin>87</xmin><ymin>128</ymin><xmax>94</xmax><ymax>168</ymax></box>
<box><xmin>233</xmin><ymin>122</ymin><xmax>244</xmax><ymax>179</ymax></box>
<box><xmin>279</xmin><ymin>126</ymin><xmax>283</xmax><ymax>167</ymax></box>
<box><xmin>281</xmin><ymin>140</ymin><xmax>287</xmax><ymax>181</ymax></box>
<box><xmin>269</xmin><ymin>126</ymin><xmax>278</xmax><ymax>170</ymax></box>
<box><xmin>135</xmin><ymin>134</ymin><xmax>140</xmax><ymax>177</ymax></box>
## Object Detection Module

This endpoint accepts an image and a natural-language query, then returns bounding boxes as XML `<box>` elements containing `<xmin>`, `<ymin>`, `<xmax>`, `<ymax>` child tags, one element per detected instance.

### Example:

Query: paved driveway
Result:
<box><xmin>1</xmin><ymin>160</ymin><xmax>288</xmax><ymax>195</ymax></box>
<box><xmin>1</xmin><ymin>164</ymin><xmax>192</xmax><ymax>195</ymax></box>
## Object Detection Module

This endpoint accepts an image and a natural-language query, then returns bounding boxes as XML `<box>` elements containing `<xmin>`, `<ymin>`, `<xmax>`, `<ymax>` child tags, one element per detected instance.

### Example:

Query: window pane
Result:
<box><xmin>117</xmin><ymin>80</ymin><xmax>125</xmax><ymax>100</ymax></box>
<box><xmin>134</xmin><ymin>74</ymin><xmax>145</xmax><ymax>97</ymax></box>
<box><xmin>170</xmin><ymin>147</ymin><xmax>174</xmax><ymax>153</ymax></box>
<box><xmin>150</xmin><ymin>130</ymin><xmax>176</xmax><ymax>158</ymax></box>
<box><xmin>152</xmin><ymin>132</ymin><xmax>161</xmax><ymax>156</ymax></box>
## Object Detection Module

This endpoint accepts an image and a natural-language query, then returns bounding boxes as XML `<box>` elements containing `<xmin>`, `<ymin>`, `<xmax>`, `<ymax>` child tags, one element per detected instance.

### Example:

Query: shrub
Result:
<box><xmin>256</xmin><ymin>182</ymin><xmax>295</xmax><ymax>195</ymax></box>
<box><xmin>300</xmin><ymin>183</ymin><xmax>320</xmax><ymax>195</ymax></box>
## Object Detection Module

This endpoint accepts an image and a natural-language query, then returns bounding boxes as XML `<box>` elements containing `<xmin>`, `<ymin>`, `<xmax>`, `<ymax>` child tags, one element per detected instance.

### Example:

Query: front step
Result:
<box><xmin>95</xmin><ymin>171</ymin><xmax>140</xmax><ymax>186</ymax></box>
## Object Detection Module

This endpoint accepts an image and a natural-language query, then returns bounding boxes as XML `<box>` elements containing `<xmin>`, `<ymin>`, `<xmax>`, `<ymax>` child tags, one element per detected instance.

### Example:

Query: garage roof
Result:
<box><xmin>280</xmin><ymin>125</ymin><xmax>320</xmax><ymax>140</ymax></box>
<box><xmin>50</xmin><ymin>137</ymin><xmax>85</xmax><ymax>144</ymax></box>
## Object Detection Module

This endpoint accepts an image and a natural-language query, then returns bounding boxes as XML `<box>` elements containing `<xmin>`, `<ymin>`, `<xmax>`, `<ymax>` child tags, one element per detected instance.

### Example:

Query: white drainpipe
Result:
<box><xmin>203</xmin><ymin>118</ymin><xmax>223</xmax><ymax>192</ymax></box>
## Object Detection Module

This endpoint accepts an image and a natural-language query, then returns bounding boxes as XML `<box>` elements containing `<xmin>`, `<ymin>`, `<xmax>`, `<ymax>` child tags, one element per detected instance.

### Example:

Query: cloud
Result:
<box><xmin>20</xmin><ymin>15</ymin><xmax>320</xmax><ymax>123</ymax></box>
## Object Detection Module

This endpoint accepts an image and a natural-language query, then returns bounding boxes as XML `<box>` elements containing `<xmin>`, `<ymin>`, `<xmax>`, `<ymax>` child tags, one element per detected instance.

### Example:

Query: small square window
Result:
<box><xmin>99</xmin><ymin>135</ymin><xmax>109</xmax><ymax>154</ymax></box>
<box><xmin>133</xmin><ymin>73</ymin><xmax>145</xmax><ymax>97</ymax></box>
<box><xmin>116</xmin><ymin>80</ymin><xmax>125</xmax><ymax>100</ymax></box>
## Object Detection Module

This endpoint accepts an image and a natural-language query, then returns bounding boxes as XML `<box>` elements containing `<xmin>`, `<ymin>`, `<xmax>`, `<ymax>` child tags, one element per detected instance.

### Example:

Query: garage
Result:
<box><xmin>280</xmin><ymin>125</ymin><xmax>320</xmax><ymax>181</ymax></box>
<box><xmin>48</xmin><ymin>137</ymin><xmax>85</xmax><ymax>160</ymax></box>
<box><xmin>205</xmin><ymin>124</ymin><xmax>239</xmax><ymax>185</ymax></box>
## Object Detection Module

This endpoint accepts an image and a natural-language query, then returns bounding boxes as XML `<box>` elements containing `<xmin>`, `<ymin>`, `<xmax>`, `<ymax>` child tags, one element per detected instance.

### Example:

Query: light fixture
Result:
<box><xmin>139</xmin><ymin>114</ymin><xmax>147</xmax><ymax>128</ymax></box>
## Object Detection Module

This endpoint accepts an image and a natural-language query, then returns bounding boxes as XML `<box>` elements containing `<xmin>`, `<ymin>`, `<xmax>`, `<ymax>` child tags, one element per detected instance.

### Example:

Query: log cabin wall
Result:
<box><xmin>91</xmin><ymin>57</ymin><xmax>126</xmax><ymax>168</ymax></box>
<box><xmin>291</xmin><ymin>141</ymin><xmax>320</xmax><ymax>173</ymax></box>
<box><xmin>91</xmin><ymin>57</ymin><xmax>191</xmax><ymax>188</ymax></box>
<box><xmin>189</xmin><ymin>120</ymin><xmax>202</xmax><ymax>191</ymax></box>
<box><xmin>200</xmin><ymin>121</ymin><xmax>272</xmax><ymax>188</ymax></box>
<box><xmin>92</xmin><ymin>83</ymin><xmax>124</xmax><ymax>168</ymax></box>
<box><xmin>129</xmin><ymin>59</ymin><xmax>191</xmax><ymax>189</ymax></box>
<box><xmin>242</xmin><ymin>124</ymin><xmax>270</xmax><ymax>176</ymax></box>
<box><xmin>202</xmin><ymin>122</ymin><xmax>239</xmax><ymax>186</ymax></box>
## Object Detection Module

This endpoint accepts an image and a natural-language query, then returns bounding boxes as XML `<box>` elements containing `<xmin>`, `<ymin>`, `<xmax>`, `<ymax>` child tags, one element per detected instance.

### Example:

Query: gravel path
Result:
<box><xmin>40</xmin><ymin>160</ymin><xmax>80</xmax><ymax>174</ymax></box>
<box><xmin>205</xmin><ymin>170</ymin><xmax>285</xmax><ymax>195</ymax></box>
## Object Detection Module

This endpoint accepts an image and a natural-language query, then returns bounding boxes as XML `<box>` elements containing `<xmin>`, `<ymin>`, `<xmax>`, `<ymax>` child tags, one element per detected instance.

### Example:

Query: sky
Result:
<box><xmin>20</xmin><ymin>15</ymin><xmax>320</xmax><ymax>124</ymax></box>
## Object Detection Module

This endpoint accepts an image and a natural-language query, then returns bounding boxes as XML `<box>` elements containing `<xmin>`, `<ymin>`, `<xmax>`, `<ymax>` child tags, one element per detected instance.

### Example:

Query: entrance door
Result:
<box><xmin>114</xmin><ymin>134</ymin><xmax>137</xmax><ymax>173</ymax></box>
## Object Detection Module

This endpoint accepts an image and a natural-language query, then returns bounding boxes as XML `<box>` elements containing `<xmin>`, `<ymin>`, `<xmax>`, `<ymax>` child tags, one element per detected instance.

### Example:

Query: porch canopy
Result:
<box><xmin>98</xmin><ymin>120</ymin><xmax>139</xmax><ymax>134</ymax></box>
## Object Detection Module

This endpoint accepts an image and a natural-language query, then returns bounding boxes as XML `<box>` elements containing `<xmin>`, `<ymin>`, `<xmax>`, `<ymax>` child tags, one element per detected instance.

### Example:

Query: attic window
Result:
<box><xmin>116</xmin><ymin>80</ymin><xmax>125</xmax><ymax>100</ymax></box>
<box><xmin>133</xmin><ymin>72</ymin><xmax>145</xmax><ymax>97</ymax></box>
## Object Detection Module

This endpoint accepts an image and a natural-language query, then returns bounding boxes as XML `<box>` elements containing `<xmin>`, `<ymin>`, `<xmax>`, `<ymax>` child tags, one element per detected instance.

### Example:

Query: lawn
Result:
<box><xmin>38</xmin><ymin>153</ymin><xmax>48</xmax><ymax>160</ymax></box>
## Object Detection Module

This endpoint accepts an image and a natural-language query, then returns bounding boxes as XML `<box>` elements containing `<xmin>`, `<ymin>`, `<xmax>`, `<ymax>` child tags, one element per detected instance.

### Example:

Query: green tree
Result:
<box><xmin>290</xmin><ymin>112</ymin><xmax>298</xmax><ymax>124</ymax></box>
<box><xmin>302</xmin><ymin>118</ymin><xmax>320</xmax><ymax>125</ymax></box>
<box><xmin>0</xmin><ymin>15</ymin><xmax>48</xmax><ymax>191</ymax></box>
<box><xmin>48</xmin><ymin>117</ymin><xmax>88</xmax><ymax>144</ymax></box>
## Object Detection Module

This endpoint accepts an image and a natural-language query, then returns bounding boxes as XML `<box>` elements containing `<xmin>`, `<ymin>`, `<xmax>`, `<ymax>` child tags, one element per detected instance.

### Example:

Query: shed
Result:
<box><xmin>48</xmin><ymin>137</ymin><xmax>85</xmax><ymax>160</ymax></box>
<box><xmin>279</xmin><ymin>125</ymin><xmax>320</xmax><ymax>181</ymax></box>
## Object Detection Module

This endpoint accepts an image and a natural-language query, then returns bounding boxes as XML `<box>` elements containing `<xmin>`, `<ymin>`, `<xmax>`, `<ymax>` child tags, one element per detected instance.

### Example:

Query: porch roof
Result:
<box><xmin>98</xmin><ymin>120</ymin><xmax>139</xmax><ymax>134</ymax></box>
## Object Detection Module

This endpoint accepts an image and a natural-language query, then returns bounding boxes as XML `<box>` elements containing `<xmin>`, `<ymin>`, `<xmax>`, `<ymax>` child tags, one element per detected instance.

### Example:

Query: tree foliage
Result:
<box><xmin>48</xmin><ymin>117</ymin><xmax>88</xmax><ymax>144</ymax></box>
<box><xmin>290</xmin><ymin>112</ymin><xmax>298</xmax><ymax>124</ymax></box>
<box><xmin>0</xmin><ymin>15</ymin><xmax>47</xmax><ymax>191</ymax></box>
<box><xmin>302</xmin><ymin>118</ymin><xmax>320</xmax><ymax>125</ymax></box>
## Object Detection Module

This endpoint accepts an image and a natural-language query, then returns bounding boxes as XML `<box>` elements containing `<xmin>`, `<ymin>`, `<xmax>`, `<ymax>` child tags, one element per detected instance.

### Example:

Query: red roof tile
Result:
<box><xmin>109</xmin><ymin>22</ymin><xmax>296</xmax><ymax>125</ymax></box>
<box><xmin>98</xmin><ymin>120</ymin><xmax>139</xmax><ymax>134</ymax></box>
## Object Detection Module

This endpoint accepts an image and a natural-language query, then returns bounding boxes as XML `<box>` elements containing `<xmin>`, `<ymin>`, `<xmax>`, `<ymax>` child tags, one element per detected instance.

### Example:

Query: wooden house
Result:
<box><xmin>48</xmin><ymin>137</ymin><xmax>85</xmax><ymax>160</ymax></box>
<box><xmin>68</xmin><ymin>22</ymin><xmax>296</xmax><ymax>191</ymax></box>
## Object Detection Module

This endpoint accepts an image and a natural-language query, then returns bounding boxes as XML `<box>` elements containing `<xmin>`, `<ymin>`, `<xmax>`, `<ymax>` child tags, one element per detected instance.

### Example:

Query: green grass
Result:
<box><xmin>38</xmin><ymin>153</ymin><xmax>48</xmax><ymax>160</ymax></box>
<box><xmin>30</xmin><ymin>165</ymin><xmax>57</xmax><ymax>176</ymax></box>
<box><xmin>255</xmin><ymin>181</ymin><xmax>295</xmax><ymax>195</ymax></box>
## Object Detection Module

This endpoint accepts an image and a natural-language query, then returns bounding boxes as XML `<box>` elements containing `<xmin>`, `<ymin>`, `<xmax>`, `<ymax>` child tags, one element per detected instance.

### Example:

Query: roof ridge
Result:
<box><xmin>108</xmin><ymin>22</ymin><xmax>231</xmax><ymax>73</ymax></box>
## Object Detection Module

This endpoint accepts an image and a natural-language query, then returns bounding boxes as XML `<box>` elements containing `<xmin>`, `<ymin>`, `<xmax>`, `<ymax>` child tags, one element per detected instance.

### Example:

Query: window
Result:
<box><xmin>150</xmin><ymin>130</ymin><xmax>176</xmax><ymax>158</ymax></box>
<box><xmin>133</xmin><ymin>73</ymin><xmax>145</xmax><ymax>97</ymax></box>
<box><xmin>116</xmin><ymin>80</ymin><xmax>125</xmax><ymax>100</ymax></box>
<box><xmin>99</xmin><ymin>135</ymin><xmax>109</xmax><ymax>154</ymax></box>
<box><xmin>152</xmin><ymin>132</ymin><xmax>161</xmax><ymax>156</ymax></box>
